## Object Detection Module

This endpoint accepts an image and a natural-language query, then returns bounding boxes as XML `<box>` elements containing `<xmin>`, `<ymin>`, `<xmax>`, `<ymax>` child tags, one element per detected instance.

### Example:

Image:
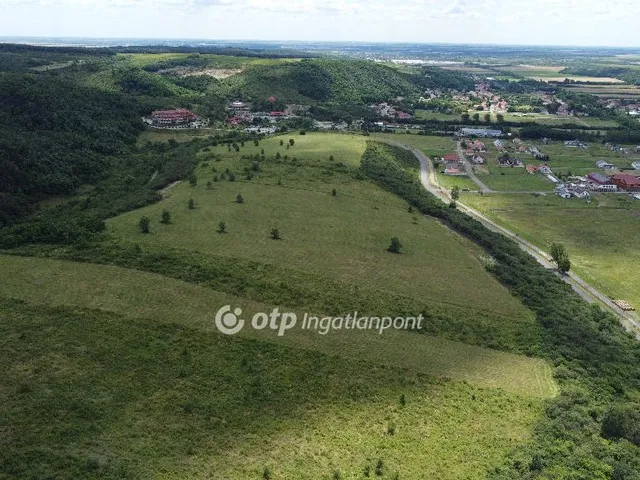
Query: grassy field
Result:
<box><xmin>0</xmin><ymin>296</ymin><xmax>544</xmax><ymax>480</ymax></box>
<box><xmin>435</xmin><ymin>172</ymin><xmax>479</xmax><ymax>191</ymax></box>
<box><xmin>108</xmin><ymin>135</ymin><xmax>531</xmax><ymax>323</ymax></box>
<box><xmin>414</xmin><ymin>110</ymin><xmax>461</xmax><ymax>121</ymax></box>
<box><xmin>462</xmin><ymin>192</ymin><xmax>640</xmax><ymax>309</ymax></box>
<box><xmin>0</xmin><ymin>254</ymin><xmax>555</xmax><ymax>398</ymax></box>
<box><xmin>480</xmin><ymin>168</ymin><xmax>555</xmax><ymax>192</ymax></box>
<box><xmin>370</xmin><ymin>132</ymin><xmax>456</xmax><ymax>158</ymax></box>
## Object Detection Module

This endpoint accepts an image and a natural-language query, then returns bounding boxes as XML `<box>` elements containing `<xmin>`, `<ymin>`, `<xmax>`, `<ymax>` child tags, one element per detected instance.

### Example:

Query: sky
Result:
<box><xmin>1</xmin><ymin>0</ymin><xmax>639</xmax><ymax>47</ymax></box>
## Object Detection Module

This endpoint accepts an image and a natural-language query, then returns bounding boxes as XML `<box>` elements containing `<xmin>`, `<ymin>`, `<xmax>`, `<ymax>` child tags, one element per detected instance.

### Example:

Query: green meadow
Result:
<box><xmin>462</xmin><ymin>192</ymin><xmax>640</xmax><ymax>309</ymax></box>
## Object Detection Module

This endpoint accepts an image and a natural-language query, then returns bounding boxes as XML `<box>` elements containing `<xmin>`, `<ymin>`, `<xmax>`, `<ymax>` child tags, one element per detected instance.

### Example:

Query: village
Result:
<box><xmin>436</xmin><ymin>133</ymin><xmax>640</xmax><ymax>200</ymax></box>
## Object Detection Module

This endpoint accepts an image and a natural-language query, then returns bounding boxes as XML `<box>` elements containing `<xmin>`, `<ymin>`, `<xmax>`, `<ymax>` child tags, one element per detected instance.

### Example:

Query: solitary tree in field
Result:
<box><xmin>217</xmin><ymin>221</ymin><xmax>227</xmax><ymax>233</ymax></box>
<box><xmin>332</xmin><ymin>188</ymin><xmax>337</xmax><ymax>196</ymax></box>
<box><xmin>236</xmin><ymin>193</ymin><xmax>244</xmax><ymax>204</ymax></box>
<box><xmin>188</xmin><ymin>198</ymin><xmax>195</xmax><ymax>209</ymax></box>
<box><xmin>408</xmin><ymin>205</ymin><xmax>414</xmax><ymax>213</ymax></box>
<box><xmin>270</xmin><ymin>228</ymin><xmax>281</xmax><ymax>240</ymax></box>
<box><xmin>550</xmin><ymin>243</ymin><xmax>571</xmax><ymax>274</ymax></box>
<box><xmin>289</xmin><ymin>138</ymin><xmax>295</xmax><ymax>146</ymax></box>
<box><xmin>451</xmin><ymin>185</ymin><xmax>460</xmax><ymax>201</ymax></box>
<box><xmin>275</xmin><ymin>152</ymin><xmax>281</xmax><ymax>160</ymax></box>
<box><xmin>280</xmin><ymin>139</ymin><xmax>284</xmax><ymax>146</ymax></box>
<box><xmin>188</xmin><ymin>173</ymin><xmax>198</xmax><ymax>187</ymax></box>
<box><xmin>388</xmin><ymin>237</ymin><xmax>402</xmax><ymax>254</ymax></box>
<box><xmin>254</xmin><ymin>139</ymin><xmax>260</xmax><ymax>147</ymax></box>
<box><xmin>329</xmin><ymin>155</ymin><xmax>335</xmax><ymax>161</ymax></box>
<box><xmin>139</xmin><ymin>216</ymin><xmax>150</xmax><ymax>234</ymax></box>
<box><xmin>160</xmin><ymin>209</ymin><xmax>171</xmax><ymax>224</ymax></box>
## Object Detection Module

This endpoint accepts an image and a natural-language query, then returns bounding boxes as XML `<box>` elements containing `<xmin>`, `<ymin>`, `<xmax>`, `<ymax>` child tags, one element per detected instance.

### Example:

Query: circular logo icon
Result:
<box><xmin>214</xmin><ymin>305</ymin><xmax>245</xmax><ymax>335</ymax></box>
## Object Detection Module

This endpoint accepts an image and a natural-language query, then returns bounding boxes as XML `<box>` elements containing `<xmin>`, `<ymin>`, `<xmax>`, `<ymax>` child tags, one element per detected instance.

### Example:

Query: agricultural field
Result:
<box><xmin>461</xmin><ymin>192</ymin><xmax>640</xmax><ymax>310</ymax></box>
<box><xmin>564</xmin><ymin>84</ymin><xmax>640</xmax><ymax>98</ymax></box>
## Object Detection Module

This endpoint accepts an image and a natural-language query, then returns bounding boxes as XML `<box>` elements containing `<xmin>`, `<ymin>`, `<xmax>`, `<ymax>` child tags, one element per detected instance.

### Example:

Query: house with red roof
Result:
<box><xmin>149</xmin><ymin>108</ymin><xmax>199</xmax><ymax>127</ymax></box>
<box><xmin>611</xmin><ymin>173</ymin><xmax>640</xmax><ymax>192</ymax></box>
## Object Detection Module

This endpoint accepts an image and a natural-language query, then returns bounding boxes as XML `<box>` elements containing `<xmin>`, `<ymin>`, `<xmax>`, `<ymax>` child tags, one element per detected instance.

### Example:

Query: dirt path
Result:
<box><xmin>160</xmin><ymin>180</ymin><xmax>181</xmax><ymax>198</ymax></box>
<box><xmin>456</xmin><ymin>141</ymin><xmax>493</xmax><ymax>193</ymax></box>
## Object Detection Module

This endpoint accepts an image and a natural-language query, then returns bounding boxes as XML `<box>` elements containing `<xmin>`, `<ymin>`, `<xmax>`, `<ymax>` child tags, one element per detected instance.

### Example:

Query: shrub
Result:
<box><xmin>236</xmin><ymin>193</ymin><xmax>244</xmax><ymax>204</ymax></box>
<box><xmin>188</xmin><ymin>198</ymin><xmax>195</xmax><ymax>209</ymax></box>
<box><xmin>160</xmin><ymin>209</ymin><xmax>171</xmax><ymax>224</ymax></box>
<box><xmin>217</xmin><ymin>221</ymin><xmax>227</xmax><ymax>233</ymax></box>
<box><xmin>270</xmin><ymin>228</ymin><xmax>281</xmax><ymax>240</ymax></box>
<box><xmin>388</xmin><ymin>237</ymin><xmax>402</xmax><ymax>253</ymax></box>
<box><xmin>139</xmin><ymin>216</ymin><xmax>150</xmax><ymax>233</ymax></box>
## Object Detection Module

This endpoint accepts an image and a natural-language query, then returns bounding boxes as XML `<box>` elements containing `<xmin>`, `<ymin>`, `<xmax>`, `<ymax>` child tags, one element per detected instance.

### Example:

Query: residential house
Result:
<box><xmin>443</xmin><ymin>153</ymin><xmax>464</xmax><ymax>175</ymax></box>
<box><xmin>595</xmin><ymin>160</ymin><xmax>616</xmax><ymax>170</ymax></box>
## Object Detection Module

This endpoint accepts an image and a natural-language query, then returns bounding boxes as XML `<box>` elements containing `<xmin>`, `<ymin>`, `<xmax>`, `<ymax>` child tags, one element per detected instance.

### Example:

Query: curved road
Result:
<box><xmin>384</xmin><ymin>140</ymin><xmax>640</xmax><ymax>335</ymax></box>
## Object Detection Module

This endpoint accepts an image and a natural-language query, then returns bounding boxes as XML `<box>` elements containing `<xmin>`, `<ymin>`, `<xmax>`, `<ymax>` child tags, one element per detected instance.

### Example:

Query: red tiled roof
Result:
<box><xmin>151</xmin><ymin>108</ymin><xmax>197</xmax><ymax>120</ymax></box>
<box><xmin>611</xmin><ymin>173</ymin><xmax>640</xmax><ymax>185</ymax></box>
<box><xmin>443</xmin><ymin>154</ymin><xmax>459</xmax><ymax>162</ymax></box>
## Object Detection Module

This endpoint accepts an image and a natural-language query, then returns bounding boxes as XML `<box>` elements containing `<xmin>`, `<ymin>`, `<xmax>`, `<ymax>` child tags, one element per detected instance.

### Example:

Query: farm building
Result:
<box><xmin>460</xmin><ymin>128</ymin><xmax>502</xmax><ymax>138</ymax></box>
<box><xmin>610</xmin><ymin>173</ymin><xmax>640</xmax><ymax>192</ymax></box>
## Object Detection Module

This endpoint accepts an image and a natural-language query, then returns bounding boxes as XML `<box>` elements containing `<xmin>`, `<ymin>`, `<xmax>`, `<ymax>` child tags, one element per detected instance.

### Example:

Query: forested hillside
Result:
<box><xmin>0</xmin><ymin>73</ymin><xmax>143</xmax><ymax>226</ymax></box>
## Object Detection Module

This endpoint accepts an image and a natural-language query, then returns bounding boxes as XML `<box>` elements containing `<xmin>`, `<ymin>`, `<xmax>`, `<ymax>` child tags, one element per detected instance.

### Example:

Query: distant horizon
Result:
<box><xmin>1</xmin><ymin>0</ymin><xmax>639</xmax><ymax>49</ymax></box>
<box><xmin>2</xmin><ymin>36</ymin><xmax>640</xmax><ymax>52</ymax></box>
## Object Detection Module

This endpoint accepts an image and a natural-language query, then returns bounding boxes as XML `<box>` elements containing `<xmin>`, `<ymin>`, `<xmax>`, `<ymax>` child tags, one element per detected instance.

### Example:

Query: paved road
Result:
<box><xmin>384</xmin><ymin>140</ymin><xmax>640</xmax><ymax>336</ymax></box>
<box><xmin>456</xmin><ymin>141</ymin><xmax>493</xmax><ymax>193</ymax></box>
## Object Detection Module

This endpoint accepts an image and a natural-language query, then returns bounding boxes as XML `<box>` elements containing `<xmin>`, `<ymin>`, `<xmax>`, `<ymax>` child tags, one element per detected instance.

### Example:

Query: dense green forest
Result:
<box><xmin>0</xmin><ymin>72</ymin><xmax>144</xmax><ymax>227</ymax></box>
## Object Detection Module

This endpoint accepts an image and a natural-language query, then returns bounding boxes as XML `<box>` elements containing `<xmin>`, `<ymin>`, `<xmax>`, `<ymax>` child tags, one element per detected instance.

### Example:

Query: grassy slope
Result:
<box><xmin>462</xmin><ymin>192</ymin><xmax>640</xmax><ymax>309</ymax></box>
<box><xmin>107</xmin><ymin>134</ymin><xmax>532</xmax><ymax>324</ymax></box>
<box><xmin>0</xmin><ymin>299</ymin><xmax>542</xmax><ymax>480</ymax></box>
<box><xmin>0</xmin><ymin>254</ymin><xmax>555</xmax><ymax>398</ymax></box>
